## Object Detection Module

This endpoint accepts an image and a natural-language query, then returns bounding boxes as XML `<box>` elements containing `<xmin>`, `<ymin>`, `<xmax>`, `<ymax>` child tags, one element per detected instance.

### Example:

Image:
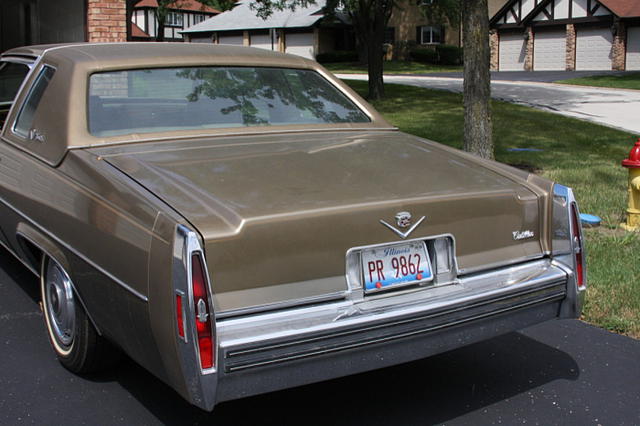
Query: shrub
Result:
<box><xmin>410</xmin><ymin>47</ymin><xmax>438</xmax><ymax>64</ymax></box>
<box><xmin>436</xmin><ymin>44</ymin><xmax>463</xmax><ymax>65</ymax></box>
<box><xmin>316</xmin><ymin>51</ymin><xmax>359</xmax><ymax>63</ymax></box>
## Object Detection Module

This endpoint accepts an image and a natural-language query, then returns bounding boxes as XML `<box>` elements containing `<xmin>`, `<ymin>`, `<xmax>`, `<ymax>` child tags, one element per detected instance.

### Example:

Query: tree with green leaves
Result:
<box><xmin>252</xmin><ymin>0</ymin><xmax>394</xmax><ymax>100</ymax></box>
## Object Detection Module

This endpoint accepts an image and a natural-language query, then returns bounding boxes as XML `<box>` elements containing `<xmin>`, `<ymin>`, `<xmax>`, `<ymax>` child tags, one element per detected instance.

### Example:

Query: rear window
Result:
<box><xmin>88</xmin><ymin>67</ymin><xmax>370</xmax><ymax>137</ymax></box>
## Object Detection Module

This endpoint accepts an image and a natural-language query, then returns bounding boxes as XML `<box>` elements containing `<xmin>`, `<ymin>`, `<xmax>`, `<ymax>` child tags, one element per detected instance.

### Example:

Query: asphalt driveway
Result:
<box><xmin>337</xmin><ymin>73</ymin><xmax>640</xmax><ymax>135</ymax></box>
<box><xmin>1</xmin><ymin>247</ymin><xmax>639</xmax><ymax>425</ymax></box>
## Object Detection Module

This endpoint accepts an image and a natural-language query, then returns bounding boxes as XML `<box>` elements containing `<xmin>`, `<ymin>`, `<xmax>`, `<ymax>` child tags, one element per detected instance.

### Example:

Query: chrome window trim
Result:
<box><xmin>316</xmin><ymin>67</ymin><xmax>376</xmax><ymax>121</ymax></box>
<box><xmin>11</xmin><ymin>64</ymin><xmax>57</xmax><ymax>141</ymax></box>
<box><xmin>68</xmin><ymin>127</ymin><xmax>398</xmax><ymax>150</ymax></box>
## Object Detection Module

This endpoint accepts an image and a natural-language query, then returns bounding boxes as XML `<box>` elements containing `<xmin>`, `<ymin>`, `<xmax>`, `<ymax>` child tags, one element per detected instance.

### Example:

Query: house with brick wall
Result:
<box><xmin>490</xmin><ymin>0</ymin><xmax>640</xmax><ymax>71</ymax></box>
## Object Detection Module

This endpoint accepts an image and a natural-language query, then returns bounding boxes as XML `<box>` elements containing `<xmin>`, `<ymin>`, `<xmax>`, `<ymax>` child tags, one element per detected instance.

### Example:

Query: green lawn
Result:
<box><xmin>556</xmin><ymin>72</ymin><xmax>640</xmax><ymax>90</ymax></box>
<box><xmin>322</xmin><ymin>61</ymin><xmax>462</xmax><ymax>74</ymax></box>
<box><xmin>345</xmin><ymin>79</ymin><xmax>640</xmax><ymax>338</ymax></box>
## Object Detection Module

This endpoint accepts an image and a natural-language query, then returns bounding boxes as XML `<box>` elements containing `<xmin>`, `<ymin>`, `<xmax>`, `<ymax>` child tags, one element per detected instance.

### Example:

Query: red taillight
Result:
<box><xmin>176</xmin><ymin>294</ymin><xmax>185</xmax><ymax>338</ymax></box>
<box><xmin>570</xmin><ymin>204</ymin><xmax>585</xmax><ymax>289</ymax></box>
<box><xmin>191</xmin><ymin>253</ymin><xmax>214</xmax><ymax>369</ymax></box>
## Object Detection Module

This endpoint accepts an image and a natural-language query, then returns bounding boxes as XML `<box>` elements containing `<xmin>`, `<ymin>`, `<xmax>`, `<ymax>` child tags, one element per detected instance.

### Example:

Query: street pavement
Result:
<box><xmin>1</xmin><ymin>246</ymin><xmax>639</xmax><ymax>425</ymax></box>
<box><xmin>337</xmin><ymin>73</ymin><xmax>640</xmax><ymax>135</ymax></box>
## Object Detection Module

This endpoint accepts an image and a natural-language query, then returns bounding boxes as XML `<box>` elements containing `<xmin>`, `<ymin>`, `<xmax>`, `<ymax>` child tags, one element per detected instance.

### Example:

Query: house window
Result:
<box><xmin>166</xmin><ymin>12</ymin><xmax>183</xmax><ymax>27</ymax></box>
<box><xmin>194</xmin><ymin>14</ymin><xmax>206</xmax><ymax>24</ymax></box>
<box><xmin>418</xmin><ymin>25</ymin><xmax>442</xmax><ymax>44</ymax></box>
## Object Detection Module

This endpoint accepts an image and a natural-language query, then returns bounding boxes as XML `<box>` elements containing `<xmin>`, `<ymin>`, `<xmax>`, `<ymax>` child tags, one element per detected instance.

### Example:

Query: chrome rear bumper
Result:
<box><xmin>202</xmin><ymin>258</ymin><xmax>581</xmax><ymax>407</ymax></box>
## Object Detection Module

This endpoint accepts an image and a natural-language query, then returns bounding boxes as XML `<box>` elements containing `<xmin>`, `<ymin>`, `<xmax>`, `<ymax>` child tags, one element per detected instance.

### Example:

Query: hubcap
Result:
<box><xmin>45</xmin><ymin>261</ymin><xmax>75</xmax><ymax>349</ymax></box>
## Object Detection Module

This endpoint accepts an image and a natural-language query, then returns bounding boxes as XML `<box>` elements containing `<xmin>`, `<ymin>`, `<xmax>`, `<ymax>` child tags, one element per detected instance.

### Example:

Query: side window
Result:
<box><xmin>0</xmin><ymin>61</ymin><xmax>30</xmax><ymax>129</ymax></box>
<box><xmin>13</xmin><ymin>66</ymin><xmax>55</xmax><ymax>139</ymax></box>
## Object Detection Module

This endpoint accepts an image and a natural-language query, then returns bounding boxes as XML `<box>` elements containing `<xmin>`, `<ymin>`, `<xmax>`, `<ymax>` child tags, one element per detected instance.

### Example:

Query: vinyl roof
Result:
<box><xmin>2</xmin><ymin>42</ymin><xmax>315</xmax><ymax>68</ymax></box>
<box><xmin>181</xmin><ymin>0</ymin><xmax>326</xmax><ymax>33</ymax></box>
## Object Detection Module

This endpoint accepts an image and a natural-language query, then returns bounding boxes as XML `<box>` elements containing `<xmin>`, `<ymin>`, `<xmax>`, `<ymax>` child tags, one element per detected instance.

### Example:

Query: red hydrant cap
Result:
<box><xmin>622</xmin><ymin>139</ymin><xmax>640</xmax><ymax>168</ymax></box>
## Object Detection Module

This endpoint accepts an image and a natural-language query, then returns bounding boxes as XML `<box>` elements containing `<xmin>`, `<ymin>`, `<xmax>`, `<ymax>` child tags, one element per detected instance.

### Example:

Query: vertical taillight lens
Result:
<box><xmin>191</xmin><ymin>253</ymin><xmax>214</xmax><ymax>370</ymax></box>
<box><xmin>176</xmin><ymin>294</ymin><xmax>185</xmax><ymax>339</ymax></box>
<box><xmin>570</xmin><ymin>203</ymin><xmax>586</xmax><ymax>289</ymax></box>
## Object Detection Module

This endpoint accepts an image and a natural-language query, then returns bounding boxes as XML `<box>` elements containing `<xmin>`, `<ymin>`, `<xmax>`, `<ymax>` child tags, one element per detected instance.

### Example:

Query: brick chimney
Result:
<box><xmin>87</xmin><ymin>0</ymin><xmax>127</xmax><ymax>42</ymax></box>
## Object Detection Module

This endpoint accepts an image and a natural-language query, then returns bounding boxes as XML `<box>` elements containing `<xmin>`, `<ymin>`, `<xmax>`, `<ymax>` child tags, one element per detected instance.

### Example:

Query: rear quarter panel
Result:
<box><xmin>0</xmin><ymin>143</ymin><xmax>187</xmax><ymax>391</ymax></box>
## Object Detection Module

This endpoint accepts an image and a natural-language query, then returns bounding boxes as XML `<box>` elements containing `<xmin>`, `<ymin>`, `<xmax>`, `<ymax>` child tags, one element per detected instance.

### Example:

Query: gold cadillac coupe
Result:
<box><xmin>0</xmin><ymin>43</ymin><xmax>586</xmax><ymax>411</ymax></box>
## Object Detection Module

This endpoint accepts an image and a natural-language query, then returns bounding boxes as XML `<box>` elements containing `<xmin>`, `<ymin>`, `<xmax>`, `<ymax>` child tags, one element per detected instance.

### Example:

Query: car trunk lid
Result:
<box><xmin>94</xmin><ymin>131</ymin><xmax>545</xmax><ymax>313</ymax></box>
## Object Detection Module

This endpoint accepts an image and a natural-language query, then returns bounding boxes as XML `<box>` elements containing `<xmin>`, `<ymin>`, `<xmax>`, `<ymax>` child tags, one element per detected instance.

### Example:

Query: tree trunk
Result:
<box><xmin>367</xmin><ymin>23</ymin><xmax>385</xmax><ymax>100</ymax></box>
<box><xmin>156</xmin><ymin>19</ymin><xmax>165</xmax><ymax>42</ymax></box>
<box><xmin>350</xmin><ymin>0</ymin><xmax>390</xmax><ymax>100</ymax></box>
<box><xmin>462</xmin><ymin>0</ymin><xmax>493</xmax><ymax>159</ymax></box>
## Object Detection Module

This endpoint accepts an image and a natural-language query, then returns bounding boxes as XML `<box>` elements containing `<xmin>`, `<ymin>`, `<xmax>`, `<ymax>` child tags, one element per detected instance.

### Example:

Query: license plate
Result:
<box><xmin>361</xmin><ymin>241</ymin><xmax>433</xmax><ymax>292</ymax></box>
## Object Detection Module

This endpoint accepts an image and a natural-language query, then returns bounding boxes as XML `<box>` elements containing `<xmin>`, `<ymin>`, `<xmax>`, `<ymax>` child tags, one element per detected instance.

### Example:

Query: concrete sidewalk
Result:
<box><xmin>337</xmin><ymin>73</ymin><xmax>640</xmax><ymax>135</ymax></box>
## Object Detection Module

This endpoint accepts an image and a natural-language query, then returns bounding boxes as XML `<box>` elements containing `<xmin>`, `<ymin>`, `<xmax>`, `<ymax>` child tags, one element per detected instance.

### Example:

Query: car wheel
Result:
<box><xmin>41</xmin><ymin>256</ymin><xmax>118</xmax><ymax>373</ymax></box>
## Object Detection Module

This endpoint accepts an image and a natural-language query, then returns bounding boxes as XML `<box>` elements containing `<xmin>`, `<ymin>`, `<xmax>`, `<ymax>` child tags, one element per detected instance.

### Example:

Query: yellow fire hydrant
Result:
<box><xmin>622</xmin><ymin>139</ymin><xmax>640</xmax><ymax>231</ymax></box>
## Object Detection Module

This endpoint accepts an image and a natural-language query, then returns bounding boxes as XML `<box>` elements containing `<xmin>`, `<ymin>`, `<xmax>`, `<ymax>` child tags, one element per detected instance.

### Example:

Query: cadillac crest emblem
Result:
<box><xmin>380</xmin><ymin>211</ymin><xmax>426</xmax><ymax>239</ymax></box>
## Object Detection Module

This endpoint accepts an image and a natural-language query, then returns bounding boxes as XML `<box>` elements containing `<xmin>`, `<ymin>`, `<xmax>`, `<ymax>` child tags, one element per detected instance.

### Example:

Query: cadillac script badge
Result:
<box><xmin>512</xmin><ymin>230</ymin><xmax>535</xmax><ymax>240</ymax></box>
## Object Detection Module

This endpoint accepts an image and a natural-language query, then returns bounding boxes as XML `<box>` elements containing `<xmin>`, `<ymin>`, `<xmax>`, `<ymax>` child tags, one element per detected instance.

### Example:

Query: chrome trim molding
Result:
<box><xmin>72</xmin><ymin>127</ymin><xmax>399</xmax><ymax>150</ymax></box>
<box><xmin>0</xmin><ymin>196</ymin><xmax>148</xmax><ymax>302</ymax></box>
<box><xmin>217</xmin><ymin>259</ymin><xmax>570</xmax><ymax>369</ymax></box>
<box><xmin>225</xmin><ymin>283</ymin><xmax>565</xmax><ymax>372</ymax></box>
<box><xmin>316</xmin><ymin>68</ymin><xmax>377</xmax><ymax>121</ymax></box>
<box><xmin>379</xmin><ymin>215</ymin><xmax>426</xmax><ymax>239</ymax></box>
<box><xmin>172</xmin><ymin>224</ymin><xmax>218</xmax><ymax>411</ymax></box>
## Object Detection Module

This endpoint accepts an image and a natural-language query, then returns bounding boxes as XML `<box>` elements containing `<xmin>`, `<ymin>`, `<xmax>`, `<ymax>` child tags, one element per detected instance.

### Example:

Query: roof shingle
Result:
<box><xmin>598</xmin><ymin>0</ymin><xmax>640</xmax><ymax>18</ymax></box>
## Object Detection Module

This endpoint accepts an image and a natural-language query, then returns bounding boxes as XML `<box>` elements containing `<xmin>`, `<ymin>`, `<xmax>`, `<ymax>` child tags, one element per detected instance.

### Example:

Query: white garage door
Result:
<box><xmin>576</xmin><ymin>28</ymin><xmax>612</xmax><ymax>70</ymax></box>
<box><xmin>250</xmin><ymin>34</ymin><xmax>274</xmax><ymax>51</ymax></box>
<box><xmin>627</xmin><ymin>27</ymin><xmax>640</xmax><ymax>71</ymax></box>
<box><xmin>499</xmin><ymin>33</ymin><xmax>526</xmax><ymax>71</ymax></box>
<box><xmin>533</xmin><ymin>31</ymin><xmax>566</xmax><ymax>70</ymax></box>
<box><xmin>285</xmin><ymin>32</ymin><xmax>315</xmax><ymax>59</ymax></box>
<box><xmin>218</xmin><ymin>34</ymin><xmax>243</xmax><ymax>46</ymax></box>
